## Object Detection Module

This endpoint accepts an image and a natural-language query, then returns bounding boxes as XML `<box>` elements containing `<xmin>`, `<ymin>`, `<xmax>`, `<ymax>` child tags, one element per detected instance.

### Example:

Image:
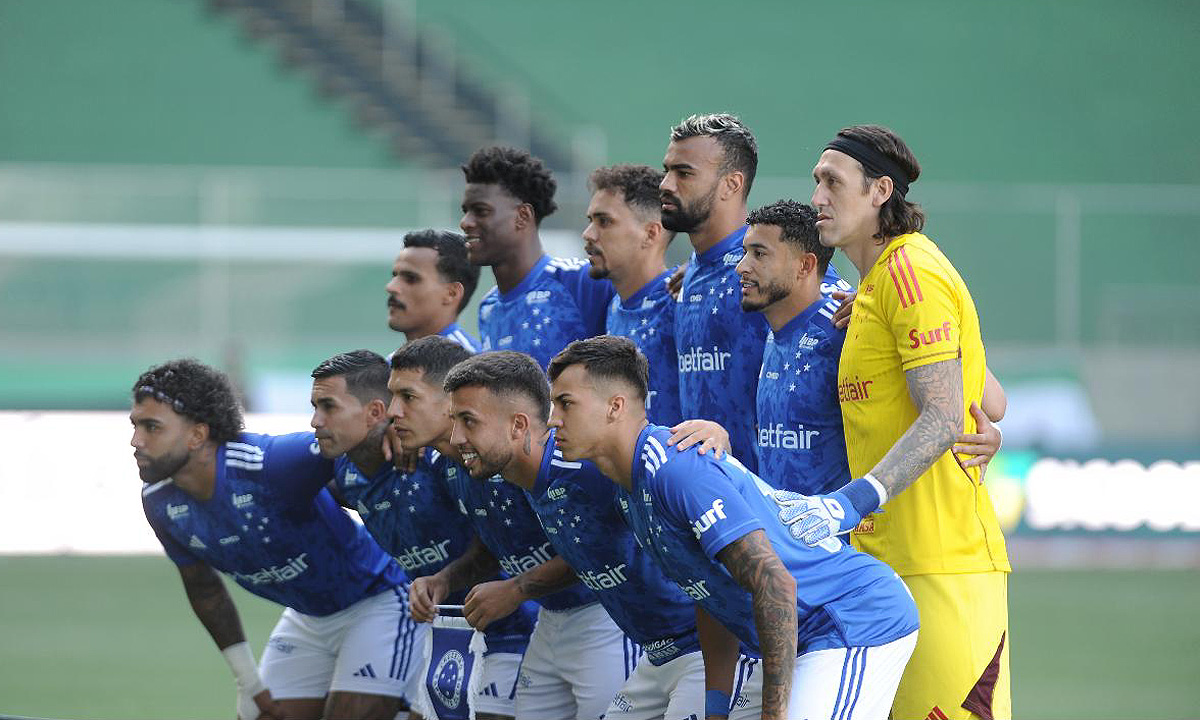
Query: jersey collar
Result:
<box><xmin>694</xmin><ymin>225</ymin><xmax>748</xmax><ymax>266</ymax></box>
<box><xmin>620</xmin><ymin>269</ymin><xmax>673</xmax><ymax>310</ymax></box>
<box><xmin>774</xmin><ymin>297</ymin><xmax>832</xmax><ymax>340</ymax></box>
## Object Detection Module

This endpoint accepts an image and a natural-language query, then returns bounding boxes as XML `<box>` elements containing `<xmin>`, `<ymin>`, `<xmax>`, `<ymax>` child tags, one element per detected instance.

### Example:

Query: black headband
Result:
<box><xmin>825</xmin><ymin>136</ymin><xmax>911</xmax><ymax>198</ymax></box>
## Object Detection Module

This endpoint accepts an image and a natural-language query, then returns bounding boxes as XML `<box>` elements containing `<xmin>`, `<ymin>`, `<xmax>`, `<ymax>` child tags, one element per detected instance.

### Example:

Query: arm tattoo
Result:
<box><xmin>717</xmin><ymin>530</ymin><xmax>797</xmax><ymax>720</ymax></box>
<box><xmin>441</xmin><ymin>536</ymin><xmax>501</xmax><ymax>591</ymax></box>
<box><xmin>514</xmin><ymin>556</ymin><xmax>578</xmax><ymax>600</ymax></box>
<box><xmin>872</xmin><ymin>357</ymin><xmax>965</xmax><ymax>497</ymax></box>
<box><xmin>178</xmin><ymin>563</ymin><xmax>246</xmax><ymax>650</ymax></box>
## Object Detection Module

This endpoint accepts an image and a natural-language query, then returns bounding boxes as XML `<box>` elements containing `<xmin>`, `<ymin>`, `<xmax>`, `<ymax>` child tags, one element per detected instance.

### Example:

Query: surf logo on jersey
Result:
<box><xmin>838</xmin><ymin>377</ymin><xmax>874</xmax><ymax>402</ymax></box>
<box><xmin>578</xmin><ymin>563</ymin><xmax>628</xmax><ymax>591</ymax></box>
<box><xmin>232</xmin><ymin>492</ymin><xmax>255</xmax><ymax>509</ymax></box>
<box><xmin>691</xmin><ymin>499</ymin><xmax>727</xmax><ymax>539</ymax></box>
<box><xmin>678</xmin><ymin>345</ymin><xmax>731</xmax><ymax>373</ymax></box>
<box><xmin>525</xmin><ymin>290</ymin><xmax>552</xmax><ymax>305</ymax></box>
<box><xmin>393</xmin><ymin>538</ymin><xmax>453</xmax><ymax>572</ymax></box>
<box><xmin>166</xmin><ymin>503</ymin><xmax>190</xmax><ymax>521</ymax></box>
<box><xmin>233</xmin><ymin>553</ymin><xmax>310</xmax><ymax>585</ymax></box>
<box><xmin>497</xmin><ymin>542</ymin><xmax>554</xmax><ymax>576</ymax></box>
<box><xmin>909</xmin><ymin>321</ymin><xmax>953</xmax><ymax>349</ymax></box>
<box><xmin>681</xmin><ymin>578</ymin><xmax>711</xmax><ymax>600</ymax></box>
<box><xmin>758</xmin><ymin>423</ymin><xmax>820</xmax><ymax>451</ymax></box>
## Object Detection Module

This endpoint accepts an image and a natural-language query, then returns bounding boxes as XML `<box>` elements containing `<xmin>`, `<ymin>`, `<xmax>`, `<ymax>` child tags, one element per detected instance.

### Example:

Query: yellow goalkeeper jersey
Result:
<box><xmin>838</xmin><ymin>232</ymin><xmax>1010</xmax><ymax>576</ymax></box>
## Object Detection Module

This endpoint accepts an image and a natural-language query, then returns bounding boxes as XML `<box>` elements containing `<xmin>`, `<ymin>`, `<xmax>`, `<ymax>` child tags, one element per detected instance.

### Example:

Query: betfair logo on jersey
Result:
<box><xmin>678</xmin><ymin>345</ymin><xmax>731</xmax><ymax>373</ymax></box>
<box><xmin>578</xmin><ymin>563</ymin><xmax>628</xmax><ymax>591</ymax></box>
<box><xmin>497</xmin><ymin>542</ymin><xmax>554</xmax><ymax>576</ymax></box>
<box><xmin>691</xmin><ymin>499</ymin><xmax>727</xmax><ymax>539</ymax></box>
<box><xmin>681</xmin><ymin>579</ymin><xmax>711</xmax><ymax>600</ymax></box>
<box><xmin>525</xmin><ymin>290</ymin><xmax>552</xmax><ymax>305</ymax></box>
<box><xmin>547</xmin><ymin>486</ymin><xmax>568</xmax><ymax>502</ymax></box>
<box><xmin>232</xmin><ymin>492</ymin><xmax>254</xmax><ymax>509</ymax></box>
<box><xmin>909</xmin><ymin>321</ymin><xmax>953</xmax><ymax>349</ymax></box>
<box><xmin>394</xmin><ymin>539</ymin><xmax>452</xmax><ymax>572</ymax></box>
<box><xmin>838</xmin><ymin>377</ymin><xmax>873</xmax><ymax>402</ymax></box>
<box><xmin>233</xmin><ymin>553</ymin><xmax>310</xmax><ymax>585</ymax></box>
<box><xmin>758</xmin><ymin>423</ymin><xmax>820</xmax><ymax>450</ymax></box>
<box><xmin>167</xmin><ymin>503</ymin><xmax>190</xmax><ymax>520</ymax></box>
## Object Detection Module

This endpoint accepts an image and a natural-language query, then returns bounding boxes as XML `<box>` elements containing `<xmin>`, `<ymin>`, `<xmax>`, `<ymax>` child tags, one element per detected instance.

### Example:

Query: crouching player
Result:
<box><xmin>132</xmin><ymin>359</ymin><xmax>417</xmax><ymax>720</ymax></box>
<box><xmin>547</xmin><ymin>337</ymin><xmax>919</xmax><ymax>720</ymax></box>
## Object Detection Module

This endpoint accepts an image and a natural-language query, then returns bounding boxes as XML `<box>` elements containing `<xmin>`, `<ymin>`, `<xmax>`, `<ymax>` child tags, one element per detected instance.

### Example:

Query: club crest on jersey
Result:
<box><xmin>232</xmin><ymin>492</ymin><xmax>255</xmax><ymax>509</ymax></box>
<box><xmin>167</xmin><ymin>503</ymin><xmax>190</xmax><ymax>521</ymax></box>
<box><xmin>691</xmin><ymin>499</ymin><xmax>727</xmax><ymax>538</ymax></box>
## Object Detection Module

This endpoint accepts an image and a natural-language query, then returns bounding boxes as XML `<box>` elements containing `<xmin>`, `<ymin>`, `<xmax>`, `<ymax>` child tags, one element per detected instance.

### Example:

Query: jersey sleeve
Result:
<box><xmin>882</xmin><ymin>245</ymin><xmax>963</xmax><ymax>371</ymax></box>
<box><xmin>264</xmin><ymin>432</ymin><xmax>337</xmax><ymax>502</ymax></box>
<box><xmin>144</xmin><ymin>505</ymin><xmax>199</xmax><ymax>566</ymax></box>
<box><xmin>655</xmin><ymin>454</ymin><xmax>764</xmax><ymax>561</ymax></box>
<box><xmin>559</xmin><ymin>261</ymin><xmax>615</xmax><ymax>336</ymax></box>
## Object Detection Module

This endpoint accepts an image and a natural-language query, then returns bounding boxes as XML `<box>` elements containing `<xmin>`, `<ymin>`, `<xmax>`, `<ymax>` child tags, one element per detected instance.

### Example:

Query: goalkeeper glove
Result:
<box><xmin>772</xmin><ymin>474</ymin><xmax>888</xmax><ymax>547</ymax></box>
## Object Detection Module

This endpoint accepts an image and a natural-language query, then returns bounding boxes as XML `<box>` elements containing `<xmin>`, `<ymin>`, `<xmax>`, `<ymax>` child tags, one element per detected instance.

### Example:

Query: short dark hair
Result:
<box><xmin>403</xmin><ymin>229</ymin><xmax>481</xmax><ymax>312</ymax></box>
<box><xmin>442</xmin><ymin>351</ymin><xmax>550</xmax><ymax>423</ymax></box>
<box><xmin>461</xmin><ymin>146</ymin><xmax>558</xmax><ymax>223</ymax></box>
<box><xmin>311</xmin><ymin>349</ymin><xmax>390</xmax><ymax>405</ymax></box>
<box><xmin>132</xmin><ymin>358</ymin><xmax>244</xmax><ymax>444</ymax></box>
<box><xmin>669</xmin><ymin>113</ymin><xmax>758</xmax><ymax>196</ymax></box>
<box><xmin>833</xmin><ymin>125</ymin><xmax>925</xmax><ymax>240</ymax></box>
<box><xmin>746</xmin><ymin>200</ymin><xmax>833</xmax><ymax>274</ymax></box>
<box><xmin>588</xmin><ymin>164</ymin><xmax>665</xmax><ymax>219</ymax></box>
<box><xmin>547</xmin><ymin>335</ymin><xmax>648</xmax><ymax>403</ymax></box>
<box><xmin>390</xmin><ymin>336</ymin><xmax>474</xmax><ymax>389</ymax></box>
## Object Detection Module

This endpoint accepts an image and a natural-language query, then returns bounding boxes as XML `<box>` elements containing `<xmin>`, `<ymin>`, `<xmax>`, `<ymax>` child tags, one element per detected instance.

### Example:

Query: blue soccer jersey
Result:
<box><xmin>442</xmin><ymin>455</ymin><xmax>597</xmax><ymax>612</ymax></box>
<box><xmin>626</xmin><ymin>425</ymin><xmax>918</xmax><ymax>656</ymax></box>
<box><xmin>755</xmin><ymin>297</ymin><xmax>850</xmax><ymax>495</ymax></box>
<box><xmin>142</xmin><ymin>432</ymin><xmax>405</xmax><ymax>617</ymax></box>
<box><xmin>676</xmin><ymin>227</ymin><xmax>851</xmax><ymax>473</ymax></box>
<box><xmin>438</xmin><ymin>321</ymin><xmax>481</xmax><ymax>354</ymax></box>
<box><xmin>525</xmin><ymin>431</ymin><xmax>698</xmax><ymax>665</ymax></box>
<box><xmin>605</xmin><ymin>269</ymin><xmax>682</xmax><ymax>427</ymax></box>
<box><xmin>478</xmin><ymin>255</ymin><xmax>615</xmax><ymax>370</ymax></box>
<box><xmin>335</xmin><ymin>450</ymin><xmax>534</xmax><ymax>652</ymax></box>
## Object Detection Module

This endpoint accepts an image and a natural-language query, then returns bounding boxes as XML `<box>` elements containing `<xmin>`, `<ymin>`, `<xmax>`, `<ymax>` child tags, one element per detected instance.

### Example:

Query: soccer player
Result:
<box><xmin>311</xmin><ymin>347</ymin><xmax>534</xmax><ymax>720</ymax></box>
<box><xmin>662</xmin><ymin>113</ymin><xmax>851</xmax><ymax>472</ymax></box>
<box><xmin>583</xmin><ymin>163</ymin><xmax>683</xmax><ymax>426</ymax></box>
<box><xmin>546</xmin><ymin>336</ymin><xmax>919</xmax><ymax>720</ymax></box>
<box><xmin>441</xmin><ymin>350</ymin><xmax>710</xmax><ymax>719</ymax></box>
<box><xmin>132</xmin><ymin>359</ymin><xmax>415</xmax><ymax>720</ymax></box>
<box><xmin>789</xmin><ymin>124</ymin><xmax>1012</xmax><ymax>720</ymax></box>
<box><xmin>459</xmin><ymin>146</ymin><xmax>615</xmax><ymax>369</ymax></box>
<box><xmin>386</xmin><ymin>228</ymin><xmax>482</xmax><ymax>352</ymax></box>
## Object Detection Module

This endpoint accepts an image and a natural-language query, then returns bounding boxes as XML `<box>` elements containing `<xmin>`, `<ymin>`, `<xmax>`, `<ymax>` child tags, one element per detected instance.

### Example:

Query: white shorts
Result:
<box><xmin>729</xmin><ymin>631</ymin><xmax>918</xmax><ymax>720</ymax></box>
<box><xmin>259</xmin><ymin>587</ymin><xmax>428</xmax><ymax>700</ymax></box>
<box><xmin>408</xmin><ymin>625</ymin><xmax>524</xmax><ymax>718</ymax></box>
<box><xmin>515</xmin><ymin>602</ymin><xmax>635</xmax><ymax>720</ymax></box>
<box><xmin>605</xmin><ymin>649</ymin><xmax>705</xmax><ymax>720</ymax></box>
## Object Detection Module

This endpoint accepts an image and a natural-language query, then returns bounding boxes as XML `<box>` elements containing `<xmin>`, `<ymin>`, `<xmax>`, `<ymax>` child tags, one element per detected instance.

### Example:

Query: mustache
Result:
<box><xmin>660</xmin><ymin>191</ymin><xmax>682</xmax><ymax>206</ymax></box>
<box><xmin>387</xmin><ymin>296</ymin><xmax>406</xmax><ymax>310</ymax></box>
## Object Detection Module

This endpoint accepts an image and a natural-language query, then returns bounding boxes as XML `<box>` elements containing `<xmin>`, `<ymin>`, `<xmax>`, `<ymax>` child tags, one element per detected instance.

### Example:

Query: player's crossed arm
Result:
<box><xmin>177</xmin><ymin>564</ymin><xmax>286</xmax><ymax>720</ymax></box>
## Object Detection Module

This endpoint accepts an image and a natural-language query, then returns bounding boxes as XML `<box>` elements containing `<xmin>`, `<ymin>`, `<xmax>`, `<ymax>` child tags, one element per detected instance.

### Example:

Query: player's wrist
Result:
<box><xmin>221</xmin><ymin>641</ymin><xmax>265</xmax><ymax>698</ymax></box>
<box><xmin>837</xmin><ymin>475</ymin><xmax>886</xmax><ymax>522</ymax></box>
<box><xmin>704</xmin><ymin>688</ymin><xmax>731</xmax><ymax>718</ymax></box>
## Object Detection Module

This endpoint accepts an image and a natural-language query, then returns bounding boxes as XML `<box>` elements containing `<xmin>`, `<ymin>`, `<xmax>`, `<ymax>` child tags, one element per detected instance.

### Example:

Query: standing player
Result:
<box><xmin>459</xmin><ymin>146</ymin><xmax>614</xmax><ymax>369</ymax></box>
<box><xmin>310</xmin><ymin>347</ymin><xmax>534</xmax><ymax>720</ymax></box>
<box><xmin>789</xmin><ymin>124</ymin><xmax>1012</xmax><ymax>720</ymax></box>
<box><xmin>661</xmin><ymin>113</ymin><xmax>851</xmax><ymax>472</ymax></box>
<box><xmin>441</xmin><ymin>350</ymin><xmax>710</xmax><ymax>720</ymax></box>
<box><xmin>583</xmin><ymin>164</ymin><xmax>683</xmax><ymax>426</ymax></box>
<box><xmin>386</xmin><ymin>229</ymin><xmax>482</xmax><ymax>352</ymax></box>
<box><xmin>132</xmin><ymin>359</ymin><xmax>416</xmax><ymax>720</ymax></box>
<box><xmin>546</xmin><ymin>336</ymin><xmax>919</xmax><ymax>720</ymax></box>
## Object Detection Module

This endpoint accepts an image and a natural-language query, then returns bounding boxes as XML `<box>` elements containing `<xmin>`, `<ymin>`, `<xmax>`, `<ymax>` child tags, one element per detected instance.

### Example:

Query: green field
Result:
<box><xmin>0</xmin><ymin>556</ymin><xmax>1197</xmax><ymax>719</ymax></box>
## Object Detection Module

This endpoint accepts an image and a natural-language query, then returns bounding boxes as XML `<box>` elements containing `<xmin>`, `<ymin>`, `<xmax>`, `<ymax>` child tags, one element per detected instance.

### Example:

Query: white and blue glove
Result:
<box><xmin>772</xmin><ymin>474</ymin><xmax>888</xmax><ymax>547</ymax></box>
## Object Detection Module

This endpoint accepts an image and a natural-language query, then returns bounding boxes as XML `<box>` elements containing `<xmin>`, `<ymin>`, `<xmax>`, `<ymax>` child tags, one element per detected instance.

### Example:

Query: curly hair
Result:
<box><xmin>461</xmin><ymin>146</ymin><xmax>558</xmax><ymax>222</ymax></box>
<box><xmin>833</xmin><ymin>125</ymin><xmax>925</xmax><ymax>241</ymax></box>
<box><xmin>746</xmin><ymin>199</ymin><xmax>833</xmax><ymax>273</ymax></box>
<box><xmin>442</xmin><ymin>351</ymin><xmax>550</xmax><ymax>423</ymax></box>
<box><xmin>669</xmin><ymin>113</ymin><xmax>758</xmax><ymax>196</ymax></box>
<box><xmin>402</xmin><ymin>229</ymin><xmax>481</xmax><ymax>312</ymax></box>
<box><xmin>132</xmin><ymin>359</ymin><xmax>244</xmax><ymax>444</ymax></box>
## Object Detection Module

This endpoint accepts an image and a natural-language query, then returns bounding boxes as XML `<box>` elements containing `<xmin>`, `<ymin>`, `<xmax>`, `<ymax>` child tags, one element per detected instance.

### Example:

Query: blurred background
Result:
<box><xmin>1</xmin><ymin>0</ymin><xmax>1197</xmax><ymax>717</ymax></box>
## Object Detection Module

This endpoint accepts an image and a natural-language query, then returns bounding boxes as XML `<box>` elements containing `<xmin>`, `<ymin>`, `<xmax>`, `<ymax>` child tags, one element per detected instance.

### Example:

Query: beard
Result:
<box><xmin>661</xmin><ymin>184</ymin><xmax>717</xmax><ymax>233</ymax></box>
<box><xmin>138</xmin><ymin>447</ymin><xmax>191</xmax><ymax>483</ymax></box>
<box><xmin>465</xmin><ymin>444</ymin><xmax>512</xmax><ymax>480</ymax></box>
<box><xmin>586</xmin><ymin>262</ymin><xmax>610</xmax><ymax>280</ymax></box>
<box><xmin>740</xmin><ymin>279</ymin><xmax>791</xmax><ymax>312</ymax></box>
